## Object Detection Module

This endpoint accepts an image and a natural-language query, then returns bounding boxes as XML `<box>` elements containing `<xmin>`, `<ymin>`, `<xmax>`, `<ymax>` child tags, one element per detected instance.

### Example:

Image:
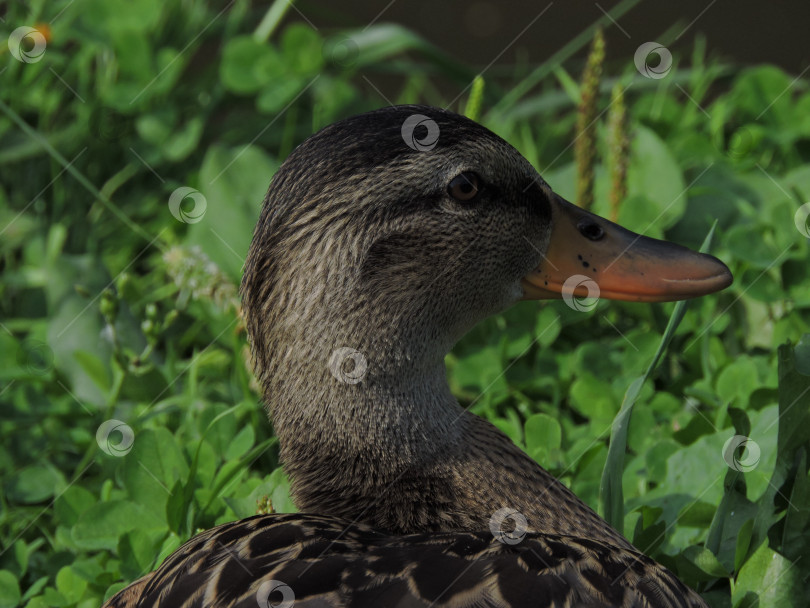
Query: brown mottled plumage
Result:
<box><xmin>105</xmin><ymin>106</ymin><xmax>730</xmax><ymax>608</ymax></box>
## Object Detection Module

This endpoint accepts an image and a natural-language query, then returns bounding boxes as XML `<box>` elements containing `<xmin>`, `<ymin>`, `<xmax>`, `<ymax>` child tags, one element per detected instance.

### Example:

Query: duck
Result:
<box><xmin>104</xmin><ymin>105</ymin><xmax>732</xmax><ymax>608</ymax></box>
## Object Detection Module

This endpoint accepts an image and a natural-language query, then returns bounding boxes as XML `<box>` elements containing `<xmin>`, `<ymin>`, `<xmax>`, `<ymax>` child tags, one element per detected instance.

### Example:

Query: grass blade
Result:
<box><xmin>600</xmin><ymin>221</ymin><xmax>719</xmax><ymax>530</ymax></box>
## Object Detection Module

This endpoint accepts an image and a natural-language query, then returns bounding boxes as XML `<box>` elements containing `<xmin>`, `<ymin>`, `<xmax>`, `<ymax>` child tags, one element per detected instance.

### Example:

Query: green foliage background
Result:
<box><xmin>1</xmin><ymin>1</ymin><xmax>810</xmax><ymax>607</ymax></box>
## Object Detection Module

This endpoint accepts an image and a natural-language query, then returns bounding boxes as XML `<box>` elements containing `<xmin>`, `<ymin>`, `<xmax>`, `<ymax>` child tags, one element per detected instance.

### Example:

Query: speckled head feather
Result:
<box><xmin>239</xmin><ymin>105</ymin><xmax>601</xmax><ymax>536</ymax></box>
<box><xmin>242</xmin><ymin>105</ymin><xmax>554</xmax><ymax>379</ymax></box>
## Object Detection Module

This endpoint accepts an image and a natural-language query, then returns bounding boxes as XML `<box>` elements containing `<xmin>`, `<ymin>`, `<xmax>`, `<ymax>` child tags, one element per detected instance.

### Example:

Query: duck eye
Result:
<box><xmin>447</xmin><ymin>172</ymin><xmax>480</xmax><ymax>201</ymax></box>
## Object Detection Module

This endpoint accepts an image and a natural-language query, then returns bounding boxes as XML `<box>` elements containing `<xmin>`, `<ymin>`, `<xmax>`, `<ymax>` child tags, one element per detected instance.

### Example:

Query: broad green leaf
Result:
<box><xmin>55</xmin><ymin>566</ymin><xmax>87</xmax><ymax>604</ymax></box>
<box><xmin>732</xmin><ymin>542</ymin><xmax>802</xmax><ymax>607</ymax></box>
<box><xmin>72</xmin><ymin>501</ymin><xmax>166</xmax><ymax>551</ymax></box>
<box><xmin>256</xmin><ymin>77</ymin><xmax>308</xmax><ymax>114</ymax></box>
<box><xmin>54</xmin><ymin>486</ymin><xmax>96</xmax><ymax>527</ymax></box>
<box><xmin>619</xmin><ymin>126</ymin><xmax>687</xmax><ymax>235</ymax></box>
<box><xmin>716</xmin><ymin>357</ymin><xmax>759</xmax><ymax>405</ymax></box>
<box><xmin>569</xmin><ymin>373</ymin><xmax>617</xmax><ymax>422</ymax></box>
<box><xmin>121</xmin><ymin>428</ymin><xmax>189</xmax><ymax>518</ymax></box>
<box><xmin>118</xmin><ymin>529</ymin><xmax>161</xmax><ymax>579</ymax></box>
<box><xmin>4</xmin><ymin>465</ymin><xmax>65</xmax><ymax>504</ymax></box>
<box><xmin>681</xmin><ymin>545</ymin><xmax>730</xmax><ymax>578</ymax></box>
<box><xmin>0</xmin><ymin>571</ymin><xmax>20</xmax><ymax>608</ymax></box>
<box><xmin>731</xmin><ymin>65</ymin><xmax>793</xmax><ymax>125</ymax></box>
<box><xmin>525</xmin><ymin>413</ymin><xmax>562</xmax><ymax>466</ymax></box>
<box><xmin>281</xmin><ymin>24</ymin><xmax>323</xmax><ymax>75</ymax></box>
<box><xmin>220</xmin><ymin>37</ymin><xmax>285</xmax><ymax>94</ymax></box>
<box><xmin>73</xmin><ymin>350</ymin><xmax>111</xmax><ymax>393</ymax></box>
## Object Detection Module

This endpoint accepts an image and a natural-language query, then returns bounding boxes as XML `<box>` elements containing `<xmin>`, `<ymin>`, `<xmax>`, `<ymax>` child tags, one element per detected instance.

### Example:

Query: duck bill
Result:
<box><xmin>522</xmin><ymin>196</ymin><xmax>732</xmax><ymax>302</ymax></box>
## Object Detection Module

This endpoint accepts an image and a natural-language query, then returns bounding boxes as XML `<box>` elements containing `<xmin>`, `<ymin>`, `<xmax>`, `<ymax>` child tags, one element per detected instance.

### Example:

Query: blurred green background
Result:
<box><xmin>1</xmin><ymin>0</ymin><xmax>810</xmax><ymax>606</ymax></box>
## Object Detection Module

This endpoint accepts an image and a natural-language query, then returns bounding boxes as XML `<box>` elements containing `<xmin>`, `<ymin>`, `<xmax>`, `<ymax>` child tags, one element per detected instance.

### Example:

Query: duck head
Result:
<box><xmin>243</xmin><ymin>105</ymin><xmax>731</xmax><ymax>380</ymax></box>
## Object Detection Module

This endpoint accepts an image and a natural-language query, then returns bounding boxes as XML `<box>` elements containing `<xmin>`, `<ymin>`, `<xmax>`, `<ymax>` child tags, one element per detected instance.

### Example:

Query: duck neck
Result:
<box><xmin>266</xmin><ymin>323</ymin><xmax>465</xmax><ymax>465</ymax></box>
<box><xmin>257</xmin><ymin>311</ymin><xmax>632</xmax><ymax>547</ymax></box>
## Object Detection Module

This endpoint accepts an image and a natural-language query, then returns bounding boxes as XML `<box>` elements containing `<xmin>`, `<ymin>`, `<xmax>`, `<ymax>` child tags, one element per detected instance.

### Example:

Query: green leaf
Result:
<box><xmin>201</xmin><ymin>437</ymin><xmax>279</xmax><ymax>514</ymax></box>
<box><xmin>0</xmin><ymin>571</ymin><xmax>21</xmax><ymax>608</ymax></box>
<box><xmin>72</xmin><ymin>501</ymin><xmax>166</xmax><ymax>551</ymax></box>
<box><xmin>225</xmin><ymin>425</ymin><xmax>255</xmax><ymax>461</ymax></box>
<box><xmin>725</xmin><ymin>224</ymin><xmax>783</xmax><ymax>267</ymax></box>
<box><xmin>190</xmin><ymin>144</ymin><xmax>280</xmax><ymax>279</ymax></box>
<box><xmin>782</xmin><ymin>450</ymin><xmax>810</xmax><ymax>560</ymax></box>
<box><xmin>716</xmin><ymin>357</ymin><xmax>759</xmax><ymax>405</ymax></box>
<box><xmin>121</xmin><ymin>428</ymin><xmax>189</xmax><ymax>518</ymax></box>
<box><xmin>13</xmin><ymin>538</ymin><xmax>43</xmax><ymax>578</ymax></box>
<box><xmin>256</xmin><ymin>77</ymin><xmax>307</xmax><ymax>114</ymax></box>
<box><xmin>616</xmin><ymin>126</ymin><xmax>687</xmax><ymax>235</ymax></box>
<box><xmin>118</xmin><ymin>529</ymin><xmax>161</xmax><ymax>579</ymax></box>
<box><xmin>534</xmin><ymin>306</ymin><xmax>561</xmax><ymax>348</ymax></box>
<box><xmin>164</xmin><ymin>117</ymin><xmax>205</xmax><ymax>162</ymax></box>
<box><xmin>268</xmin><ymin>467</ymin><xmax>296</xmax><ymax>514</ymax></box>
<box><xmin>220</xmin><ymin>37</ymin><xmax>285</xmax><ymax>94</ymax></box>
<box><xmin>732</xmin><ymin>542</ymin><xmax>802</xmax><ymax>606</ymax></box>
<box><xmin>165</xmin><ymin>479</ymin><xmax>188</xmax><ymax>535</ymax></box>
<box><xmin>569</xmin><ymin>373</ymin><xmax>617</xmax><ymax>422</ymax></box>
<box><xmin>55</xmin><ymin>566</ymin><xmax>87</xmax><ymax>604</ymax></box>
<box><xmin>281</xmin><ymin>24</ymin><xmax>323</xmax><ymax>75</ymax></box>
<box><xmin>525</xmin><ymin>413</ymin><xmax>562</xmax><ymax>466</ymax></box>
<box><xmin>682</xmin><ymin>546</ymin><xmax>730</xmax><ymax>578</ymax></box>
<box><xmin>54</xmin><ymin>486</ymin><xmax>96</xmax><ymax>527</ymax></box>
<box><xmin>735</xmin><ymin>518</ymin><xmax>754</xmax><ymax>572</ymax></box>
<box><xmin>732</xmin><ymin>65</ymin><xmax>794</xmax><ymax>125</ymax></box>
<box><xmin>3</xmin><ymin>465</ymin><xmax>65</xmax><ymax>504</ymax></box>
<box><xmin>73</xmin><ymin>350</ymin><xmax>112</xmax><ymax>393</ymax></box>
